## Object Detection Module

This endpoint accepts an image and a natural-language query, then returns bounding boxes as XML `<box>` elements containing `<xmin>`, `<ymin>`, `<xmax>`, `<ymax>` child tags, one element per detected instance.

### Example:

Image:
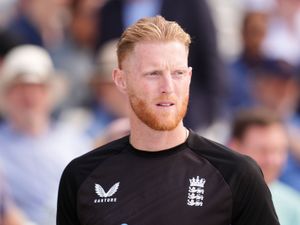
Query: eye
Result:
<box><xmin>172</xmin><ymin>70</ymin><xmax>186</xmax><ymax>78</ymax></box>
<box><xmin>146</xmin><ymin>71</ymin><xmax>161</xmax><ymax>77</ymax></box>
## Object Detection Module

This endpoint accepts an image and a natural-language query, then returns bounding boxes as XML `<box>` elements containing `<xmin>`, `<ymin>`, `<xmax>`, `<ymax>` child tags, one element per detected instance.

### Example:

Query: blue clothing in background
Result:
<box><xmin>280</xmin><ymin>153</ymin><xmax>300</xmax><ymax>193</ymax></box>
<box><xmin>123</xmin><ymin>0</ymin><xmax>162</xmax><ymax>28</ymax></box>
<box><xmin>0</xmin><ymin>122</ymin><xmax>91</xmax><ymax>225</ymax></box>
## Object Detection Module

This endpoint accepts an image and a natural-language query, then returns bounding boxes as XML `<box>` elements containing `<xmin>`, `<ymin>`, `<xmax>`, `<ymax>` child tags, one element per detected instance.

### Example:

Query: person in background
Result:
<box><xmin>250</xmin><ymin>60</ymin><xmax>299</xmax><ymax>119</ymax></box>
<box><xmin>227</xmin><ymin>10</ymin><xmax>271</xmax><ymax>111</ymax></box>
<box><xmin>50</xmin><ymin>0</ymin><xmax>104</xmax><ymax>108</ymax></box>
<box><xmin>57</xmin><ymin>15</ymin><xmax>279</xmax><ymax>225</ymax></box>
<box><xmin>228</xmin><ymin>107</ymin><xmax>300</xmax><ymax>225</ymax></box>
<box><xmin>0</xmin><ymin>45</ymin><xmax>91</xmax><ymax>225</ymax></box>
<box><xmin>60</xmin><ymin>39</ymin><xmax>128</xmax><ymax>140</ymax></box>
<box><xmin>262</xmin><ymin>0</ymin><xmax>300</xmax><ymax>65</ymax></box>
<box><xmin>5</xmin><ymin>0</ymin><xmax>70</xmax><ymax>48</ymax></box>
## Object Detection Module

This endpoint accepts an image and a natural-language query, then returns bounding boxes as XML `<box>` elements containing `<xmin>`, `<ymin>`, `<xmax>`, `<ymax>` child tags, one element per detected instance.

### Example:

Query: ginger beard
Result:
<box><xmin>128</xmin><ymin>92</ymin><xmax>189</xmax><ymax>131</ymax></box>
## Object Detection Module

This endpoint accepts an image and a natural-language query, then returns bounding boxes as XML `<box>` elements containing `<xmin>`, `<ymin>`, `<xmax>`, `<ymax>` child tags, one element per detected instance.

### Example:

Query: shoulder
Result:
<box><xmin>187</xmin><ymin>130</ymin><xmax>267</xmax><ymax>202</ymax></box>
<box><xmin>61</xmin><ymin>135</ymin><xmax>130</xmax><ymax>186</ymax></box>
<box><xmin>187</xmin><ymin>130</ymin><xmax>261</xmax><ymax>181</ymax></box>
<box><xmin>187</xmin><ymin>131</ymin><xmax>278</xmax><ymax>224</ymax></box>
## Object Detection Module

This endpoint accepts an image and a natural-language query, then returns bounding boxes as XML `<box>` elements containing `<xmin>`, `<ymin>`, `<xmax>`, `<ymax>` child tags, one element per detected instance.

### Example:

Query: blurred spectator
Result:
<box><xmin>50</xmin><ymin>0</ymin><xmax>104</xmax><ymax>108</ymax></box>
<box><xmin>228</xmin><ymin>108</ymin><xmax>300</xmax><ymax>225</ymax></box>
<box><xmin>5</xmin><ymin>0</ymin><xmax>71</xmax><ymax>48</ymax></box>
<box><xmin>251</xmin><ymin>59</ymin><xmax>299</xmax><ymax>119</ymax></box>
<box><xmin>97</xmin><ymin>0</ymin><xmax>227</xmax><ymax>130</ymax></box>
<box><xmin>60</xmin><ymin>39</ymin><xmax>128</xmax><ymax>140</ymax></box>
<box><xmin>0</xmin><ymin>45</ymin><xmax>91</xmax><ymax>225</ymax></box>
<box><xmin>207</xmin><ymin>0</ymin><xmax>276</xmax><ymax>60</ymax></box>
<box><xmin>227</xmin><ymin>10</ymin><xmax>271</xmax><ymax>111</ymax></box>
<box><xmin>68</xmin><ymin>0</ymin><xmax>102</xmax><ymax>50</ymax></box>
<box><xmin>263</xmin><ymin>0</ymin><xmax>300</xmax><ymax>65</ymax></box>
<box><xmin>248</xmin><ymin>59</ymin><xmax>300</xmax><ymax>194</ymax></box>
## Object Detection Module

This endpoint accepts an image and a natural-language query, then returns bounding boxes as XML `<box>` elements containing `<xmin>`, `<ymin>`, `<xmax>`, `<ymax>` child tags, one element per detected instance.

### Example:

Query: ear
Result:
<box><xmin>186</xmin><ymin>66</ymin><xmax>192</xmax><ymax>85</ymax></box>
<box><xmin>112</xmin><ymin>68</ymin><xmax>127</xmax><ymax>93</ymax></box>
<box><xmin>188</xmin><ymin>67</ymin><xmax>193</xmax><ymax>77</ymax></box>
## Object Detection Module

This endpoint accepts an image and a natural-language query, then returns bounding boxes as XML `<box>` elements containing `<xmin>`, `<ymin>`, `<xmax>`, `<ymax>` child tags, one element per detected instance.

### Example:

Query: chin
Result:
<box><xmin>145</xmin><ymin>116</ymin><xmax>181</xmax><ymax>131</ymax></box>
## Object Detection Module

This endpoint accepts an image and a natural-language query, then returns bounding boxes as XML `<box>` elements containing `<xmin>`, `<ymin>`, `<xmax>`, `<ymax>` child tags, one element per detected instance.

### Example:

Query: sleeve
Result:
<box><xmin>231</xmin><ymin>157</ymin><xmax>280</xmax><ymax>225</ymax></box>
<box><xmin>56</xmin><ymin>164</ymin><xmax>81</xmax><ymax>225</ymax></box>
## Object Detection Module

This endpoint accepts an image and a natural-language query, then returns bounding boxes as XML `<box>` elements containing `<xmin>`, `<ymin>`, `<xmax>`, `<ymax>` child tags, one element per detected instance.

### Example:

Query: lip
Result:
<box><xmin>156</xmin><ymin>102</ymin><xmax>175</xmax><ymax>107</ymax></box>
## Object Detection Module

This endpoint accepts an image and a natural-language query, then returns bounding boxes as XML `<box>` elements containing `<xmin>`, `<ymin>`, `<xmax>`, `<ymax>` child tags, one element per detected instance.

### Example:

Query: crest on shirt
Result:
<box><xmin>94</xmin><ymin>182</ymin><xmax>119</xmax><ymax>203</ymax></box>
<box><xmin>187</xmin><ymin>176</ymin><xmax>206</xmax><ymax>207</ymax></box>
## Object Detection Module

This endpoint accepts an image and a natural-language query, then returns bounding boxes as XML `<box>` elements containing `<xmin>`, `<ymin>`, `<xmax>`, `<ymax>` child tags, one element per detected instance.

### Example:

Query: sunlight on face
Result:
<box><xmin>123</xmin><ymin>41</ymin><xmax>191</xmax><ymax>131</ymax></box>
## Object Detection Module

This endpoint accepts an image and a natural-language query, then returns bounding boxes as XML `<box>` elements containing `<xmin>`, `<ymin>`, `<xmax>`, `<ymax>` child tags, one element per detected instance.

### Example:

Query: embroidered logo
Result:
<box><xmin>94</xmin><ymin>182</ymin><xmax>120</xmax><ymax>203</ymax></box>
<box><xmin>187</xmin><ymin>176</ymin><xmax>206</xmax><ymax>207</ymax></box>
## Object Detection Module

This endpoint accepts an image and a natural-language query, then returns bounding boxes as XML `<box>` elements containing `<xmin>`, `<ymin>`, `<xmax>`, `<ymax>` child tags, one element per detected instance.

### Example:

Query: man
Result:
<box><xmin>229</xmin><ymin>108</ymin><xmax>300</xmax><ymax>225</ymax></box>
<box><xmin>97</xmin><ymin>0</ymin><xmax>226</xmax><ymax>130</ymax></box>
<box><xmin>57</xmin><ymin>16</ymin><xmax>279</xmax><ymax>225</ymax></box>
<box><xmin>60</xmin><ymin>39</ymin><xmax>128</xmax><ymax>140</ymax></box>
<box><xmin>0</xmin><ymin>45</ymin><xmax>90</xmax><ymax>225</ymax></box>
<box><xmin>227</xmin><ymin>10</ymin><xmax>270</xmax><ymax>111</ymax></box>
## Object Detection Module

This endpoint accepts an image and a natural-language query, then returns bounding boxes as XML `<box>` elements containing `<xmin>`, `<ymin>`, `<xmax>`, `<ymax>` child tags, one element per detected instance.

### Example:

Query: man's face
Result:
<box><xmin>253</xmin><ymin>76</ymin><xmax>299</xmax><ymax>117</ymax></box>
<box><xmin>243</xmin><ymin>12</ymin><xmax>267</xmax><ymax>55</ymax></box>
<box><xmin>4</xmin><ymin>82</ymin><xmax>51</xmax><ymax>121</ymax></box>
<box><xmin>232</xmin><ymin>124</ymin><xmax>288</xmax><ymax>184</ymax></box>
<box><xmin>121</xmin><ymin>41</ymin><xmax>191</xmax><ymax>131</ymax></box>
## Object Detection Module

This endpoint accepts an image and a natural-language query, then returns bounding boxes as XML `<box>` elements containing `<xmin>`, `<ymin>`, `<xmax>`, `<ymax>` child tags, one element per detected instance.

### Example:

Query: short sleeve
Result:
<box><xmin>231</xmin><ymin>157</ymin><xmax>280</xmax><ymax>225</ymax></box>
<box><xmin>56</xmin><ymin>163</ymin><xmax>81</xmax><ymax>225</ymax></box>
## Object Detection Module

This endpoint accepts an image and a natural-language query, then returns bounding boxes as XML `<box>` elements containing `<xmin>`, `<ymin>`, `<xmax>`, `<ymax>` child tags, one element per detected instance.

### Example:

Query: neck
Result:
<box><xmin>129</xmin><ymin>119</ymin><xmax>188</xmax><ymax>151</ymax></box>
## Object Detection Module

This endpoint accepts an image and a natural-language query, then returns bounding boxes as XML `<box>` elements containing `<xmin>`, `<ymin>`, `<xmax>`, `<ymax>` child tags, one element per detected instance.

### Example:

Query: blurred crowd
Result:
<box><xmin>0</xmin><ymin>0</ymin><xmax>300</xmax><ymax>224</ymax></box>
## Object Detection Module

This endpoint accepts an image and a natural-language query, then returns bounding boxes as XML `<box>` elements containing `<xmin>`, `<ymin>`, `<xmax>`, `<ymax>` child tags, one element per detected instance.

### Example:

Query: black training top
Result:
<box><xmin>57</xmin><ymin>130</ymin><xmax>279</xmax><ymax>225</ymax></box>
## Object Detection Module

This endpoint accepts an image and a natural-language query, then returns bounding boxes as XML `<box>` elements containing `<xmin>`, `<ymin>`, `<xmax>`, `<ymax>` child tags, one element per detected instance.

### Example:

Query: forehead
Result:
<box><xmin>243</xmin><ymin>124</ymin><xmax>287</xmax><ymax>144</ymax></box>
<box><xmin>124</xmin><ymin>41</ymin><xmax>188</xmax><ymax>69</ymax></box>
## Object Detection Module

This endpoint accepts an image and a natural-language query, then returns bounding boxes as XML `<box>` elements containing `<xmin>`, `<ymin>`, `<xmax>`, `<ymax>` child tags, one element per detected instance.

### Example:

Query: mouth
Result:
<box><xmin>156</xmin><ymin>102</ymin><xmax>175</xmax><ymax>107</ymax></box>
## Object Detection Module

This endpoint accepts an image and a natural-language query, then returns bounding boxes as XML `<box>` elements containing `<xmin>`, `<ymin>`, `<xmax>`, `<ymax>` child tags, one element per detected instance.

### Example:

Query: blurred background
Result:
<box><xmin>1</xmin><ymin>0</ymin><xmax>300</xmax><ymax>224</ymax></box>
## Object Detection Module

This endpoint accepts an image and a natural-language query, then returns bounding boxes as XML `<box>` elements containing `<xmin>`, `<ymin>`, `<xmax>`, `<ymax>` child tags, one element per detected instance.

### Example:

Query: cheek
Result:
<box><xmin>274</xmin><ymin>150</ymin><xmax>287</xmax><ymax>166</ymax></box>
<box><xmin>127</xmin><ymin>79</ymin><xmax>150</xmax><ymax>97</ymax></box>
<box><xmin>176</xmin><ymin>81</ymin><xmax>190</xmax><ymax>98</ymax></box>
<box><xmin>5</xmin><ymin>91</ymin><xmax>22</xmax><ymax>106</ymax></box>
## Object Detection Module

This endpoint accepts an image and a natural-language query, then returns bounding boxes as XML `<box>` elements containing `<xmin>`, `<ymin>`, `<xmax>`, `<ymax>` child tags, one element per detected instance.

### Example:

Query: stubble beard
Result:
<box><xmin>129</xmin><ymin>93</ymin><xmax>189</xmax><ymax>131</ymax></box>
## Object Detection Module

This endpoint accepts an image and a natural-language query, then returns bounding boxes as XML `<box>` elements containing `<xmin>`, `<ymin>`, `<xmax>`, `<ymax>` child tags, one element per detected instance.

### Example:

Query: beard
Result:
<box><xmin>129</xmin><ymin>93</ymin><xmax>189</xmax><ymax>131</ymax></box>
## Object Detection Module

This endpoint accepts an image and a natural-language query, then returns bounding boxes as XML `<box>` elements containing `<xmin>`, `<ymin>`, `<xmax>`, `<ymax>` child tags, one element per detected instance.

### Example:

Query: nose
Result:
<box><xmin>160</xmin><ymin>72</ymin><xmax>174</xmax><ymax>94</ymax></box>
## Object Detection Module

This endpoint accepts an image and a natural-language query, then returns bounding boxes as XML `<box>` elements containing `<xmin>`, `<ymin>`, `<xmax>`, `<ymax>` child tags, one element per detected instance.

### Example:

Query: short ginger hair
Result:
<box><xmin>117</xmin><ymin>15</ymin><xmax>191</xmax><ymax>69</ymax></box>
